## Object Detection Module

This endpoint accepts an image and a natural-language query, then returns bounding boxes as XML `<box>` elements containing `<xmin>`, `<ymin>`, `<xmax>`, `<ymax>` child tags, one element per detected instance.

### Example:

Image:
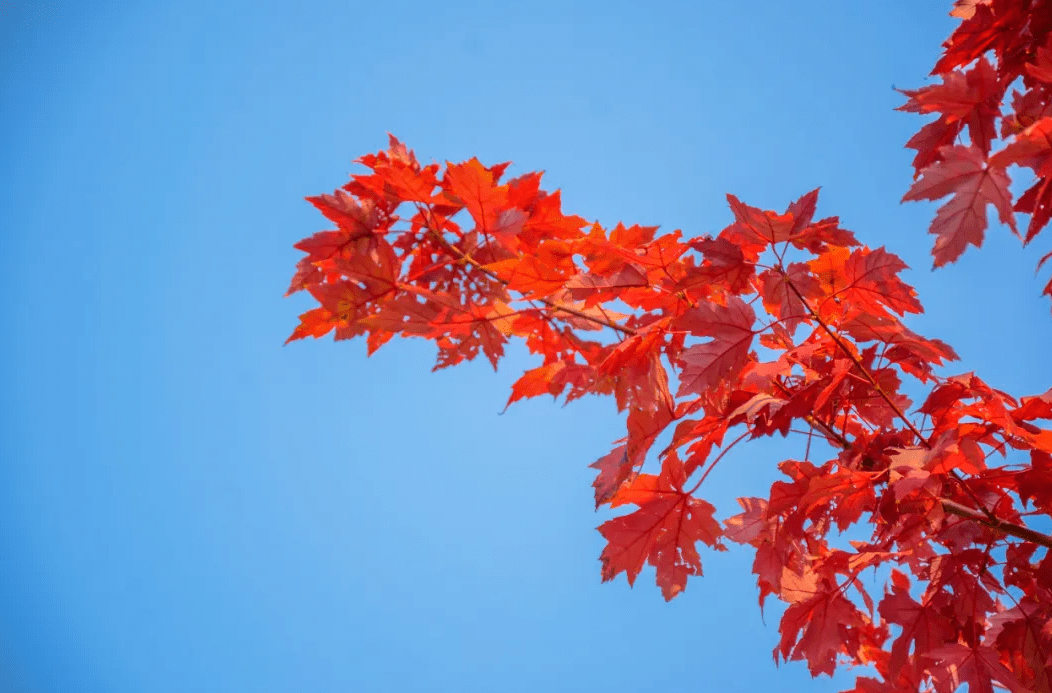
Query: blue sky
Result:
<box><xmin>2</xmin><ymin>1</ymin><xmax>1050</xmax><ymax>692</ymax></box>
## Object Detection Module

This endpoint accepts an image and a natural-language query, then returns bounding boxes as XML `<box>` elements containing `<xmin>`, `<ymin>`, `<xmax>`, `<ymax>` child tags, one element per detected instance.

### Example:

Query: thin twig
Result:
<box><xmin>783</xmin><ymin>278</ymin><xmax>928</xmax><ymax>445</ymax></box>
<box><xmin>941</xmin><ymin>500</ymin><xmax>1052</xmax><ymax>549</ymax></box>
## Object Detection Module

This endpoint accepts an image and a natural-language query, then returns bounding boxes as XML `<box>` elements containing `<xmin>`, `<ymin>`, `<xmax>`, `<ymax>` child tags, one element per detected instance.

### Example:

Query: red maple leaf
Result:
<box><xmin>901</xmin><ymin>145</ymin><xmax>1017</xmax><ymax>266</ymax></box>
<box><xmin>878</xmin><ymin>587</ymin><xmax>956</xmax><ymax>675</ymax></box>
<box><xmin>681</xmin><ymin>236</ymin><xmax>754</xmax><ymax>294</ymax></box>
<box><xmin>1028</xmin><ymin>36</ymin><xmax>1052</xmax><ymax>84</ymax></box>
<box><xmin>565</xmin><ymin>263</ymin><xmax>649</xmax><ymax>303</ymax></box>
<box><xmin>1018</xmin><ymin>450</ymin><xmax>1052</xmax><ymax>512</ymax></box>
<box><xmin>815</xmin><ymin>246</ymin><xmax>924</xmax><ymax>317</ymax></box>
<box><xmin>932</xmin><ymin>1</ymin><xmax>1029</xmax><ymax>76</ymax></box>
<box><xmin>674</xmin><ymin>297</ymin><xmax>756</xmax><ymax>396</ymax></box>
<box><xmin>898</xmin><ymin>57</ymin><xmax>1001</xmax><ymax>162</ymax></box>
<box><xmin>599</xmin><ymin>454</ymin><xmax>723</xmax><ymax>600</ymax></box>
<box><xmin>900</xmin><ymin>1</ymin><xmax>1052</xmax><ymax>310</ymax></box>
<box><xmin>305</xmin><ymin>190</ymin><xmax>383</xmax><ymax>239</ymax></box>
<box><xmin>777</xmin><ymin>586</ymin><xmax>869</xmax><ymax>677</ymax></box>
<box><xmin>442</xmin><ymin>158</ymin><xmax>513</xmax><ymax>236</ymax></box>
<box><xmin>721</xmin><ymin>194</ymin><xmax>795</xmax><ymax>258</ymax></box>
<box><xmin>927</xmin><ymin>643</ymin><xmax>1032</xmax><ymax>693</ymax></box>
<box><xmin>590</xmin><ymin>445</ymin><xmax>634</xmax><ymax>507</ymax></box>
<box><xmin>949</xmin><ymin>0</ymin><xmax>990</xmax><ymax>20</ymax></box>
<box><xmin>723</xmin><ymin>497</ymin><xmax>770</xmax><ymax>545</ymax></box>
<box><xmin>991</xmin><ymin>116</ymin><xmax>1052</xmax><ymax>243</ymax></box>
<box><xmin>759</xmin><ymin>263</ymin><xmax>820</xmax><ymax>331</ymax></box>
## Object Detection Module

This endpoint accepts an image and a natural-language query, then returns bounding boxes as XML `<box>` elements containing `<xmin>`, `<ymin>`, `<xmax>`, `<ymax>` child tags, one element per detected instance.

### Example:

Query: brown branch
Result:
<box><xmin>807</xmin><ymin>405</ymin><xmax>1052</xmax><ymax>549</ymax></box>
<box><xmin>941</xmin><ymin>499</ymin><xmax>1052</xmax><ymax>549</ymax></box>
<box><xmin>782</xmin><ymin>278</ymin><xmax>929</xmax><ymax>446</ymax></box>
<box><xmin>778</xmin><ymin>275</ymin><xmax>1052</xmax><ymax>550</ymax></box>
<box><xmin>783</xmin><ymin>276</ymin><xmax>997</xmax><ymax>520</ymax></box>
<box><xmin>811</xmin><ymin>417</ymin><xmax>1052</xmax><ymax>549</ymax></box>
<box><xmin>772</xmin><ymin>379</ymin><xmax>851</xmax><ymax>449</ymax></box>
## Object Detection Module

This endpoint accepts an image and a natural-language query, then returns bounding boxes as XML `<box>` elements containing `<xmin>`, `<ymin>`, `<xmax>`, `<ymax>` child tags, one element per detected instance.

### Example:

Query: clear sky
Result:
<box><xmin>2</xmin><ymin>1</ymin><xmax>1050</xmax><ymax>692</ymax></box>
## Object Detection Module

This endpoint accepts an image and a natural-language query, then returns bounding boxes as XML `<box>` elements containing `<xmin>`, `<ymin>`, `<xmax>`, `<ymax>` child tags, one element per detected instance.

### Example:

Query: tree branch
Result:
<box><xmin>941</xmin><ymin>499</ymin><xmax>1052</xmax><ymax>549</ymax></box>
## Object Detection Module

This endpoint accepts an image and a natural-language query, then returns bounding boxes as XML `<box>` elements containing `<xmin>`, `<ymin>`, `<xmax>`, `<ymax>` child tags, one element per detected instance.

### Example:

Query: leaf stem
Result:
<box><xmin>689</xmin><ymin>431</ymin><xmax>750</xmax><ymax>495</ymax></box>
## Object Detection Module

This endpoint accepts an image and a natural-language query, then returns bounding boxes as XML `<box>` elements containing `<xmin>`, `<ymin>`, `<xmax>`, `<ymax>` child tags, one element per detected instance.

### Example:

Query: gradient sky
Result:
<box><xmin>2</xmin><ymin>2</ymin><xmax>1051</xmax><ymax>692</ymax></box>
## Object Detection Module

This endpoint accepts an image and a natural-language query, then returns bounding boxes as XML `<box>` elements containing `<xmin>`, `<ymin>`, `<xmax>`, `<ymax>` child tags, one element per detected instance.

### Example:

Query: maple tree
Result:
<box><xmin>286</xmin><ymin>3</ymin><xmax>1052</xmax><ymax>692</ymax></box>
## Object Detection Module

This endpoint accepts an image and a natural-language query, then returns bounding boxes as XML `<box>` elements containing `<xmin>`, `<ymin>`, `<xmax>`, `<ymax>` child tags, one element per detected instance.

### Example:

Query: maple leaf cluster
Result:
<box><xmin>900</xmin><ymin>0</ymin><xmax>1052</xmax><ymax>308</ymax></box>
<box><xmin>286</xmin><ymin>132</ymin><xmax>1052</xmax><ymax>692</ymax></box>
<box><xmin>286</xmin><ymin>5</ymin><xmax>1052</xmax><ymax>692</ymax></box>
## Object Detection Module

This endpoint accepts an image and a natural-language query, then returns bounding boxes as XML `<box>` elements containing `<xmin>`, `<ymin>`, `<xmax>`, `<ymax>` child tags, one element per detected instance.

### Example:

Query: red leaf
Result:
<box><xmin>723</xmin><ymin>497</ymin><xmax>769</xmax><ymax>545</ymax></box>
<box><xmin>370</xmin><ymin>158</ymin><xmax>440</xmax><ymax>204</ymax></box>
<box><xmin>285</xmin><ymin>306</ymin><xmax>336</xmax><ymax>344</ymax></box>
<box><xmin>932</xmin><ymin>2</ymin><xmax>1028</xmax><ymax>75</ymax></box>
<box><xmin>1018</xmin><ymin>450</ymin><xmax>1052</xmax><ymax>511</ymax></box>
<box><xmin>305</xmin><ymin>190</ymin><xmax>382</xmax><ymax>238</ymax></box>
<box><xmin>599</xmin><ymin>456</ymin><xmax>722</xmax><ymax>600</ymax></box>
<box><xmin>1014</xmin><ymin>388</ymin><xmax>1052</xmax><ymax>422</ymax></box>
<box><xmin>504</xmin><ymin>361</ymin><xmax>568</xmax><ymax>408</ymax></box>
<box><xmin>878</xmin><ymin>587</ymin><xmax>956</xmax><ymax>675</ymax></box>
<box><xmin>485</xmin><ymin>254</ymin><xmax>573</xmax><ymax>299</ymax></box>
<box><xmin>664</xmin><ymin>414</ymin><xmax>729</xmax><ymax>478</ymax></box>
<box><xmin>721</xmin><ymin>194</ymin><xmax>795</xmax><ymax>258</ymax></box>
<box><xmin>521</xmin><ymin>189</ymin><xmax>590</xmax><ymax>242</ymax></box>
<box><xmin>681</xmin><ymin>236</ymin><xmax>754</xmax><ymax>294</ymax></box>
<box><xmin>789</xmin><ymin>216</ymin><xmax>860</xmax><ymax>253</ymax></box>
<box><xmin>809</xmin><ymin>246</ymin><xmax>923</xmax><ymax>317</ymax></box>
<box><xmin>674</xmin><ymin>297</ymin><xmax>756</xmax><ymax>396</ymax></box>
<box><xmin>565</xmin><ymin>263</ymin><xmax>648</xmax><ymax>302</ymax></box>
<box><xmin>839</xmin><ymin>310</ymin><xmax>958</xmax><ymax>380</ymax></box>
<box><xmin>902</xmin><ymin>145</ymin><xmax>1017</xmax><ymax>267</ymax></box>
<box><xmin>904</xmin><ymin>117</ymin><xmax>965</xmax><ymax>174</ymax></box>
<box><xmin>286</xmin><ymin>257</ymin><xmax>323</xmax><ymax>295</ymax></box>
<box><xmin>897</xmin><ymin>57</ymin><xmax>1001</xmax><ymax>156</ymax></box>
<box><xmin>443</xmin><ymin>158</ymin><xmax>512</xmax><ymax>241</ymax></box>
<box><xmin>590</xmin><ymin>445</ymin><xmax>633</xmax><ymax>507</ymax></box>
<box><xmin>928</xmin><ymin>643</ymin><xmax>1032</xmax><ymax>693</ymax></box>
<box><xmin>1027</xmin><ymin>36</ymin><xmax>1052</xmax><ymax>84</ymax></box>
<box><xmin>786</xmin><ymin>188</ymin><xmax>820</xmax><ymax>235</ymax></box>
<box><xmin>949</xmin><ymin>0</ymin><xmax>989</xmax><ymax>20</ymax></box>
<box><xmin>759</xmin><ymin>263</ymin><xmax>820</xmax><ymax>331</ymax></box>
<box><xmin>777</xmin><ymin>588</ymin><xmax>868</xmax><ymax>677</ymax></box>
<box><xmin>991</xmin><ymin>117</ymin><xmax>1052</xmax><ymax>243</ymax></box>
<box><xmin>843</xmin><ymin>248</ymin><xmax>923</xmax><ymax>315</ymax></box>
